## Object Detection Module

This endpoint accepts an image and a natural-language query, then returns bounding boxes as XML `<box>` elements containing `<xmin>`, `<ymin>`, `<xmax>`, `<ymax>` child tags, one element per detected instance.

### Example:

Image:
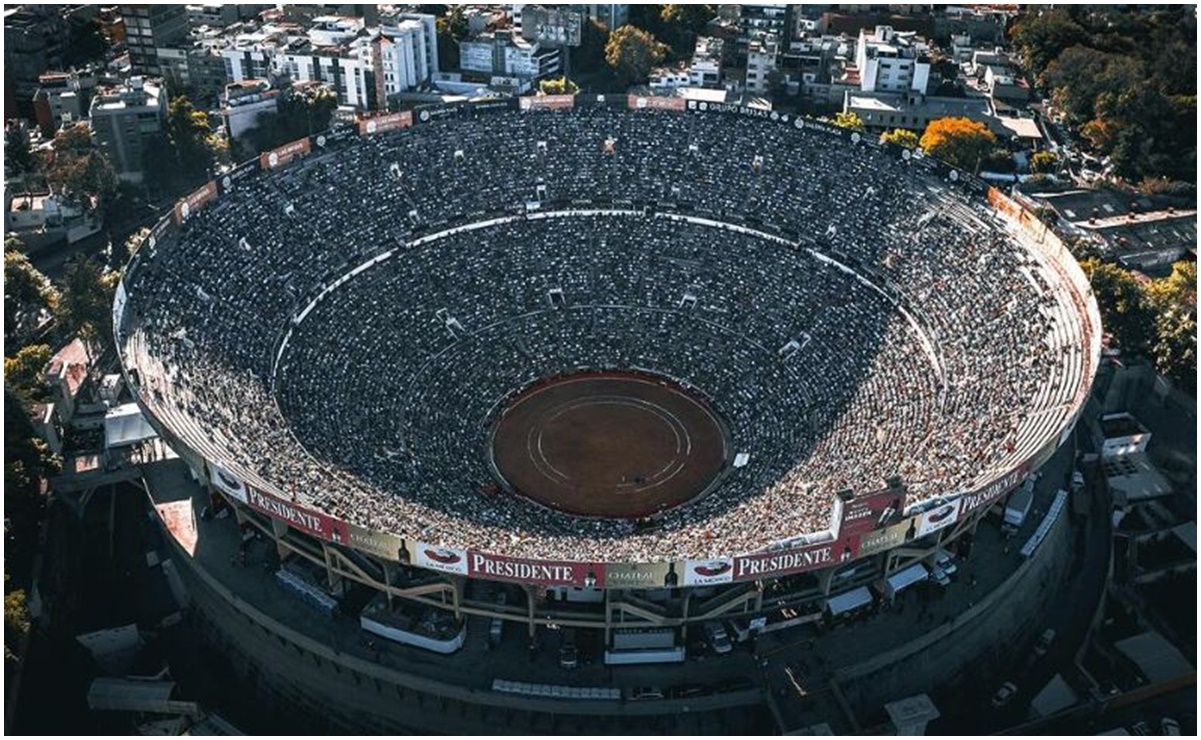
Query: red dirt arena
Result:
<box><xmin>488</xmin><ymin>372</ymin><xmax>730</xmax><ymax>519</ymax></box>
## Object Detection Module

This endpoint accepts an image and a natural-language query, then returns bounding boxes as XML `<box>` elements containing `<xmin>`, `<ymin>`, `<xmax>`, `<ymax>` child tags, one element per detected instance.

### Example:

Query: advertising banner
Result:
<box><xmin>208</xmin><ymin>462</ymin><xmax>248</xmax><ymax>504</ymax></box>
<box><xmin>838</xmin><ymin>486</ymin><xmax>907</xmax><ymax>538</ymax></box>
<box><xmin>628</xmin><ymin>95</ymin><xmax>686</xmax><ymax>112</ymax></box>
<box><xmin>415</xmin><ymin>104</ymin><xmax>463</xmax><ymax>124</ymax></box>
<box><xmin>681</xmin><ymin>558</ymin><xmax>735</xmax><ymax>586</ymax></box>
<box><xmin>347</xmin><ymin>525</ymin><xmax>405</xmax><ymax>561</ymax></box>
<box><xmin>217</xmin><ymin>160</ymin><xmax>260</xmax><ymax>195</ymax></box>
<box><xmin>244</xmin><ymin>485</ymin><xmax>349</xmax><ymax>544</ymax></box>
<box><xmin>154</xmin><ymin>500</ymin><xmax>197</xmax><ymax>556</ymax></box>
<box><xmin>519</xmin><ymin>94</ymin><xmax>575</xmax><ymax>111</ymax></box>
<box><xmin>412</xmin><ymin>542</ymin><xmax>469</xmax><ymax>575</ymax></box>
<box><xmin>468</xmin><ymin>551</ymin><xmax>603</xmax><ymax>588</ymax></box>
<box><xmin>956</xmin><ymin>465</ymin><xmax>1028</xmax><ymax>516</ymax></box>
<box><xmin>468</xmin><ymin>99</ymin><xmax>518</xmax><ymax>115</ymax></box>
<box><xmin>259</xmin><ymin>137</ymin><xmax>311</xmax><ymax>170</ymax></box>
<box><xmin>357</xmin><ymin>111</ymin><xmax>413</xmax><ymax>136</ymax></box>
<box><xmin>856</xmin><ymin>520</ymin><xmax>911</xmax><ymax>557</ymax></box>
<box><xmin>914</xmin><ymin>498</ymin><xmax>963</xmax><ymax>538</ymax></box>
<box><xmin>733</xmin><ymin>538</ymin><xmax>858</xmax><ymax>582</ymax></box>
<box><xmin>172</xmin><ymin>181</ymin><xmax>217</xmax><ymax>223</ymax></box>
<box><xmin>603</xmin><ymin>561</ymin><xmax>675</xmax><ymax>589</ymax></box>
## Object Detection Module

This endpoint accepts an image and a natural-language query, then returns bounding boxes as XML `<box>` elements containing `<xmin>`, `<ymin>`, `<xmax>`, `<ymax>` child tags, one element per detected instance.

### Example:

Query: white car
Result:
<box><xmin>934</xmin><ymin>549</ymin><xmax>958</xmax><ymax>577</ymax></box>
<box><xmin>705</xmin><ymin>622</ymin><xmax>733</xmax><ymax>654</ymax></box>
<box><xmin>990</xmin><ymin>681</ymin><xmax>1017</xmax><ymax>708</ymax></box>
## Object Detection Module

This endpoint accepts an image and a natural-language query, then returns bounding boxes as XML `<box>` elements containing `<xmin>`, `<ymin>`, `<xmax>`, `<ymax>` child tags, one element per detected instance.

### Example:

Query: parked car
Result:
<box><xmin>990</xmin><ymin>681</ymin><xmax>1018</xmax><ymax>708</ymax></box>
<box><xmin>929</xmin><ymin>565</ymin><xmax>951</xmax><ymax>588</ymax></box>
<box><xmin>704</xmin><ymin>621</ymin><xmax>733</xmax><ymax>654</ymax></box>
<box><xmin>934</xmin><ymin>549</ymin><xmax>958</xmax><ymax>577</ymax></box>
<box><xmin>629</xmin><ymin>686</ymin><xmax>664</xmax><ymax>701</ymax></box>
<box><xmin>558</xmin><ymin>629</ymin><xmax>578</xmax><ymax>669</ymax></box>
<box><xmin>1033</xmin><ymin>628</ymin><xmax>1057</xmax><ymax>659</ymax></box>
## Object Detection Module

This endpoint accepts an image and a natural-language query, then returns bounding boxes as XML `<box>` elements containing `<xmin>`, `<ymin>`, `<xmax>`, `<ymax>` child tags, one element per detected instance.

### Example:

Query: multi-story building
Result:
<box><xmin>731</xmin><ymin>4</ymin><xmax>791</xmax><ymax>63</ymax></box>
<box><xmin>32</xmin><ymin>69</ymin><xmax>99</xmax><ymax>137</ymax></box>
<box><xmin>689</xmin><ymin>36</ymin><xmax>725</xmax><ymax>89</ymax></box>
<box><xmin>4</xmin><ymin>6</ymin><xmax>68</xmax><ymax>117</ymax></box>
<box><xmin>460</xmin><ymin>29</ymin><xmax>560</xmax><ymax>81</ymax></box>
<box><xmin>222</xmin><ymin>14</ymin><xmax>436</xmax><ymax>111</ymax></box>
<box><xmin>186</xmin><ymin>3</ymin><xmax>240</xmax><ymax>29</ymax></box>
<box><xmin>121</xmin><ymin>5</ymin><xmax>190</xmax><ymax>76</ymax></box>
<box><xmin>88</xmin><ymin>76</ymin><xmax>167</xmax><ymax>183</ymax></box>
<box><xmin>744</xmin><ymin>35</ymin><xmax>779</xmax><ymax>95</ymax></box>
<box><xmin>853</xmin><ymin>25</ymin><xmax>930</xmax><ymax>95</ymax></box>
<box><xmin>220</xmin><ymin>79</ymin><xmax>279</xmax><ymax>141</ymax></box>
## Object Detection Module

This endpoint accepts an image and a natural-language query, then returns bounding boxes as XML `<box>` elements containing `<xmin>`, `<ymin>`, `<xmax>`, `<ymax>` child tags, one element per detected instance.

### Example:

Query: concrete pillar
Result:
<box><xmin>884</xmin><ymin>694</ymin><xmax>940</xmax><ymax>735</ymax></box>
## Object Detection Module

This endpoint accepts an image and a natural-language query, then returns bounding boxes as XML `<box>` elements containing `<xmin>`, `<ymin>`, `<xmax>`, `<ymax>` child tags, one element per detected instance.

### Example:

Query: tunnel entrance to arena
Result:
<box><xmin>487</xmin><ymin>371</ymin><xmax>731</xmax><ymax>519</ymax></box>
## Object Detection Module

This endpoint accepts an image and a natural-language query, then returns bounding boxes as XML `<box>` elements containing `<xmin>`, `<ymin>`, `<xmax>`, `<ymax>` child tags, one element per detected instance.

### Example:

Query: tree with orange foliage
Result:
<box><xmin>919</xmin><ymin>117</ymin><xmax>997</xmax><ymax>172</ymax></box>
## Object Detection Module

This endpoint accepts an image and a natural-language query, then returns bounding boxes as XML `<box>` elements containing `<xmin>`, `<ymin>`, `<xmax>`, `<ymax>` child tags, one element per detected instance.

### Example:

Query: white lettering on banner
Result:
<box><xmin>959</xmin><ymin>467</ymin><xmax>1027</xmax><ymax>513</ymax></box>
<box><xmin>469</xmin><ymin>553</ymin><xmax>575</xmax><ymax>584</ymax></box>
<box><xmin>735</xmin><ymin>546</ymin><xmax>834</xmax><ymax>579</ymax></box>
<box><xmin>246</xmin><ymin>487</ymin><xmax>322</xmax><ymax>534</ymax></box>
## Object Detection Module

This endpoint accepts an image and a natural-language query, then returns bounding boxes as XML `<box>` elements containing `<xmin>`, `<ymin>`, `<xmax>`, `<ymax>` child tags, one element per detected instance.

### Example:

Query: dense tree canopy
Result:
<box><xmin>658</xmin><ymin>5</ymin><xmax>716</xmax><ymax>59</ymax></box>
<box><xmin>3</xmin><ymin>345</ymin><xmax>52</xmax><ymax>405</ymax></box>
<box><xmin>4</xmin><ymin>124</ymin><xmax>35</xmax><ymax>178</ymax></box>
<box><xmin>55</xmin><ymin>255</ymin><xmax>118</xmax><ymax>353</ymax></box>
<box><xmin>919</xmin><ymin>117</ymin><xmax>997</xmax><ymax>172</ymax></box>
<box><xmin>1081</xmin><ymin>257</ymin><xmax>1157</xmax><ymax>356</ymax></box>
<box><xmin>605</xmin><ymin>25</ymin><xmax>669</xmax><ymax>87</ymax></box>
<box><xmin>1030</xmin><ymin>150</ymin><xmax>1059</xmax><ymax>174</ymax></box>
<box><xmin>1147</xmin><ymin>261</ymin><xmax>1198</xmax><ymax>392</ymax></box>
<box><xmin>833</xmin><ymin>112</ymin><xmax>865</xmax><ymax>132</ymax></box>
<box><xmin>1009</xmin><ymin>7</ymin><xmax>1197</xmax><ymax>183</ymax></box>
<box><xmin>241</xmin><ymin>85</ymin><xmax>338</xmax><ymax>158</ymax></box>
<box><xmin>880</xmin><ymin>128</ymin><xmax>919</xmax><ymax>148</ymax></box>
<box><xmin>538</xmin><ymin>77</ymin><xmax>579</xmax><ymax>96</ymax></box>
<box><xmin>4</xmin><ymin>247</ymin><xmax>59</xmax><ymax>341</ymax></box>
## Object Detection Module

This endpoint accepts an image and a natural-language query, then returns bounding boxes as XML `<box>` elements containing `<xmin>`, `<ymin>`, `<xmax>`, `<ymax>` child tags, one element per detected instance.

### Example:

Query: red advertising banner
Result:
<box><xmin>733</xmin><ymin>537</ymin><xmax>858</xmax><ymax>582</ymax></box>
<box><xmin>468</xmin><ymin>551</ymin><xmax>604</xmax><ymax>588</ymax></box>
<box><xmin>244</xmin><ymin>485</ymin><xmax>349</xmax><ymax>544</ymax></box>
<box><xmin>838</xmin><ymin>486</ymin><xmax>907</xmax><ymax>538</ymax></box>
<box><xmin>357</xmin><ymin>110</ymin><xmax>413</xmax><ymax>136</ymax></box>
<box><xmin>627</xmin><ymin>95</ymin><xmax>686</xmax><ymax>112</ymax></box>
<box><xmin>172</xmin><ymin>180</ymin><xmax>217</xmax><ymax>223</ymax></box>
<box><xmin>956</xmin><ymin>464</ymin><xmax>1029</xmax><ymax>515</ymax></box>
<box><xmin>519</xmin><ymin>94</ymin><xmax>575</xmax><ymax>111</ymax></box>
<box><xmin>259</xmin><ymin>137</ymin><xmax>312</xmax><ymax>170</ymax></box>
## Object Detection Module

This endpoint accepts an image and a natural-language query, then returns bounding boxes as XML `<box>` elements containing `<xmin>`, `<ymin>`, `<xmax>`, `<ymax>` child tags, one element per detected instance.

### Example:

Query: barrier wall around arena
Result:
<box><xmin>115</xmin><ymin>96</ymin><xmax>1101</xmax><ymax>589</ymax></box>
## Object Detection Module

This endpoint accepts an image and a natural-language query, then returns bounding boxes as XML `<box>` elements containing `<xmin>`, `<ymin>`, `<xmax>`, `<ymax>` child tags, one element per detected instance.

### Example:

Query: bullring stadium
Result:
<box><xmin>118</xmin><ymin>95</ymin><xmax>1102</xmax><ymax>732</ymax></box>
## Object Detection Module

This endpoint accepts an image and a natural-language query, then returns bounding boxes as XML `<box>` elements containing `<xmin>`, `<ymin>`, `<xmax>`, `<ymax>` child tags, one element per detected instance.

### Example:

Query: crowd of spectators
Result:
<box><xmin>120</xmin><ymin>108</ymin><xmax>1088</xmax><ymax>562</ymax></box>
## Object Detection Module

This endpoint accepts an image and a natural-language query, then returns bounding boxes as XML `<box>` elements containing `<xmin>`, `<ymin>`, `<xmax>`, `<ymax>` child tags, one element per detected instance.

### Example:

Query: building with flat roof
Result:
<box><xmin>121</xmin><ymin>5</ymin><xmax>190</xmax><ymax>76</ymax></box>
<box><xmin>89</xmin><ymin>76</ymin><xmax>167</xmax><ymax>183</ymax></box>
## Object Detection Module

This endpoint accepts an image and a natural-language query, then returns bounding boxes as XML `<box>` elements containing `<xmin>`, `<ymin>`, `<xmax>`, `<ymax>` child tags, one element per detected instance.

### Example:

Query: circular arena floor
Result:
<box><xmin>489</xmin><ymin>372</ymin><xmax>730</xmax><ymax>518</ymax></box>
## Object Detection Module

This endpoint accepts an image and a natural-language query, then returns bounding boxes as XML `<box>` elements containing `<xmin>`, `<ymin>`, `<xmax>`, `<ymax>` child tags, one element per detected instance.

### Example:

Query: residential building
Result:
<box><xmin>745</xmin><ymin>36</ymin><xmax>780</xmax><ymax>95</ymax></box>
<box><xmin>460</xmin><ymin>29</ymin><xmax>560</xmax><ymax>81</ymax></box>
<box><xmin>220</xmin><ymin>79</ymin><xmax>279</xmax><ymax>141</ymax></box>
<box><xmin>4</xmin><ymin>6</ymin><xmax>68</xmax><ymax>116</ymax></box>
<box><xmin>689</xmin><ymin>36</ymin><xmax>725</xmax><ymax>88</ymax></box>
<box><xmin>89</xmin><ymin>76</ymin><xmax>167</xmax><ymax>183</ymax></box>
<box><xmin>32</xmin><ymin>69</ymin><xmax>99</xmax><ymax>137</ymax></box>
<box><xmin>854</xmin><ymin>25</ymin><xmax>930</xmax><ymax>95</ymax></box>
<box><xmin>648</xmin><ymin>68</ymin><xmax>691</xmax><ymax>91</ymax></box>
<box><xmin>186</xmin><ymin>3</ymin><xmax>240</xmax><ymax>29</ymax></box>
<box><xmin>121</xmin><ymin>5</ymin><xmax>190</xmax><ymax>76</ymax></box>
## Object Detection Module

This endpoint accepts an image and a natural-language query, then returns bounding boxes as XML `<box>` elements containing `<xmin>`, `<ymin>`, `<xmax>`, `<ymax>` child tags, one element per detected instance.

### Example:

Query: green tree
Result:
<box><xmin>1008</xmin><ymin>9</ymin><xmax>1087</xmax><ymax>79</ymax></box>
<box><xmin>1147</xmin><ymin>261</ymin><xmax>1197</xmax><ymax>391</ymax></box>
<box><xmin>1030</xmin><ymin>150</ymin><xmax>1059</xmax><ymax>174</ymax></box>
<box><xmin>3</xmin><ymin>345</ymin><xmax>52</xmax><ymax>404</ymax></box>
<box><xmin>4</xmin><ymin>248</ymin><xmax>59</xmax><ymax>340</ymax></box>
<box><xmin>244</xmin><ymin>85</ymin><xmax>338</xmax><ymax>157</ymax></box>
<box><xmin>55</xmin><ymin>255</ymin><xmax>118</xmax><ymax>354</ymax></box>
<box><xmin>4</xmin><ymin>124</ymin><xmax>35</xmax><ymax>178</ymax></box>
<box><xmin>538</xmin><ymin>77</ymin><xmax>579</xmax><ymax>96</ymax></box>
<box><xmin>880</xmin><ymin>128</ymin><xmax>919</xmax><ymax>148</ymax></box>
<box><xmin>5</xmin><ymin>586</ymin><xmax>31</xmax><ymax>664</ymax></box>
<box><xmin>435</xmin><ymin>6</ymin><xmax>467</xmax><ymax>71</ymax></box>
<box><xmin>833</xmin><ymin>111</ymin><xmax>865</xmax><ymax>132</ymax></box>
<box><xmin>577</xmin><ymin>19</ymin><xmax>615</xmax><ymax>88</ymax></box>
<box><xmin>659</xmin><ymin>5</ymin><xmax>716</xmax><ymax>58</ymax></box>
<box><xmin>4</xmin><ymin>392</ymin><xmax>54</xmax><ymax>600</ymax></box>
<box><xmin>1081</xmin><ymin>258</ymin><xmax>1157</xmax><ymax>356</ymax></box>
<box><xmin>919</xmin><ymin>117</ymin><xmax>997</xmax><ymax>172</ymax></box>
<box><xmin>52</xmin><ymin>121</ymin><xmax>93</xmax><ymax>155</ymax></box>
<box><xmin>165</xmin><ymin>96</ymin><xmax>221</xmax><ymax>183</ymax></box>
<box><xmin>64</xmin><ymin>15</ymin><xmax>107</xmax><ymax>67</ymax></box>
<box><xmin>605</xmin><ymin>25</ymin><xmax>669</xmax><ymax>87</ymax></box>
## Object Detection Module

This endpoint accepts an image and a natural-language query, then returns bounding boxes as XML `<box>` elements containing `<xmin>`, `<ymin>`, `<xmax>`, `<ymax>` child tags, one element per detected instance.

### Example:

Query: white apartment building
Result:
<box><xmin>854</xmin><ymin>25</ymin><xmax>930</xmax><ymax>95</ymax></box>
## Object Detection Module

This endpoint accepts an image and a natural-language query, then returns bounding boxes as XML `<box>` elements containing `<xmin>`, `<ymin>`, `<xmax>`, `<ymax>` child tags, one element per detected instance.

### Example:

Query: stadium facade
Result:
<box><xmin>117</xmin><ymin>94</ymin><xmax>1101</xmax><ymax>731</ymax></box>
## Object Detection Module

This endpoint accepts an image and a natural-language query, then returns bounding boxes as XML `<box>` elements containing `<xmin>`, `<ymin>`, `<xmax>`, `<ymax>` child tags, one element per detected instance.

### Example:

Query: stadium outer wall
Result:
<box><xmin>117</xmin><ymin>100</ymin><xmax>1102</xmax><ymax>730</ymax></box>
